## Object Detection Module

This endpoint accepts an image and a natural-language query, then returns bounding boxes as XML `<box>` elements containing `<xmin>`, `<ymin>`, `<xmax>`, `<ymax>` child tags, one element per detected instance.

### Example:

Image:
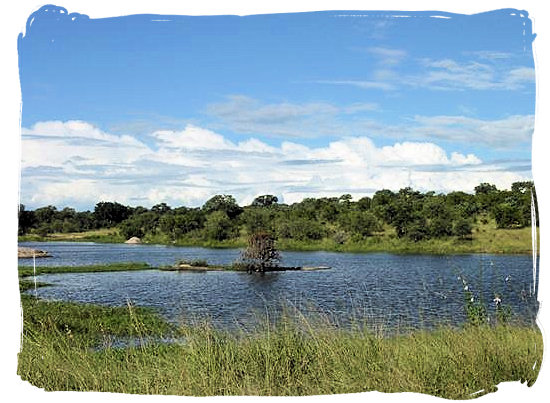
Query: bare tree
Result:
<box><xmin>240</xmin><ymin>232</ymin><xmax>280</xmax><ymax>273</ymax></box>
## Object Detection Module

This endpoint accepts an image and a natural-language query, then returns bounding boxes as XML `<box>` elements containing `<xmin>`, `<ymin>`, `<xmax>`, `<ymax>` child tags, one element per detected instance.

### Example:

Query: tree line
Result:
<box><xmin>18</xmin><ymin>181</ymin><xmax>537</xmax><ymax>243</ymax></box>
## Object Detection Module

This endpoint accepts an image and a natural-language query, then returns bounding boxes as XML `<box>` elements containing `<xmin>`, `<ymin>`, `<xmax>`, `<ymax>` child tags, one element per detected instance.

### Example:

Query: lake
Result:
<box><xmin>19</xmin><ymin>241</ymin><xmax>539</xmax><ymax>331</ymax></box>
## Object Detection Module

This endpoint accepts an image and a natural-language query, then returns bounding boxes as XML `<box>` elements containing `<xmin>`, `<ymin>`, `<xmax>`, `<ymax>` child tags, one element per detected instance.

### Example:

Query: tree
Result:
<box><xmin>240</xmin><ymin>232</ymin><xmax>280</xmax><ymax>273</ymax></box>
<box><xmin>18</xmin><ymin>204</ymin><xmax>35</xmax><ymax>235</ymax></box>
<box><xmin>241</xmin><ymin>207</ymin><xmax>273</xmax><ymax>234</ymax></box>
<box><xmin>204</xmin><ymin>211</ymin><xmax>237</xmax><ymax>241</ymax></box>
<box><xmin>251</xmin><ymin>195</ymin><xmax>278</xmax><ymax>207</ymax></box>
<box><xmin>152</xmin><ymin>203</ymin><xmax>171</xmax><ymax>214</ymax></box>
<box><xmin>202</xmin><ymin>195</ymin><xmax>243</xmax><ymax>218</ymax></box>
<box><xmin>94</xmin><ymin>202</ymin><xmax>131</xmax><ymax>227</ymax></box>
<box><xmin>453</xmin><ymin>218</ymin><xmax>473</xmax><ymax>239</ymax></box>
<box><xmin>338</xmin><ymin>210</ymin><xmax>381</xmax><ymax>238</ymax></box>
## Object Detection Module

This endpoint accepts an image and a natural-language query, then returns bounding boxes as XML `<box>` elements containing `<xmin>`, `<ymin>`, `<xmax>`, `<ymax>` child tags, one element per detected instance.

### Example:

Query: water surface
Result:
<box><xmin>20</xmin><ymin>242</ymin><xmax>538</xmax><ymax>331</ymax></box>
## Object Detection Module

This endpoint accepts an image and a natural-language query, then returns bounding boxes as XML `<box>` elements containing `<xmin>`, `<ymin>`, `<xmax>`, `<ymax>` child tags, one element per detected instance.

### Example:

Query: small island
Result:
<box><xmin>162</xmin><ymin>232</ymin><xmax>331</xmax><ymax>273</ymax></box>
<box><xmin>18</xmin><ymin>247</ymin><xmax>51</xmax><ymax>258</ymax></box>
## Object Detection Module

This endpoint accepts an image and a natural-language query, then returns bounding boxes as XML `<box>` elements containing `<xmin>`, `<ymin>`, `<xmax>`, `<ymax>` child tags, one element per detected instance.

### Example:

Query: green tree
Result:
<box><xmin>241</xmin><ymin>207</ymin><xmax>273</xmax><ymax>235</ymax></box>
<box><xmin>202</xmin><ymin>195</ymin><xmax>243</xmax><ymax>219</ymax></box>
<box><xmin>94</xmin><ymin>202</ymin><xmax>131</xmax><ymax>227</ymax></box>
<box><xmin>204</xmin><ymin>211</ymin><xmax>237</xmax><ymax>241</ymax></box>
<box><xmin>338</xmin><ymin>210</ymin><xmax>381</xmax><ymax>237</ymax></box>
<box><xmin>453</xmin><ymin>218</ymin><xmax>473</xmax><ymax>239</ymax></box>
<box><xmin>251</xmin><ymin>195</ymin><xmax>278</xmax><ymax>207</ymax></box>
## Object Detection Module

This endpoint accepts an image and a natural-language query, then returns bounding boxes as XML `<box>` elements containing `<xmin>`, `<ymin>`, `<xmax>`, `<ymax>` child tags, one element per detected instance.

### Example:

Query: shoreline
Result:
<box><xmin>18</xmin><ymin>235</ymin><xmax>537</xmax><ymax>256</ymax></box>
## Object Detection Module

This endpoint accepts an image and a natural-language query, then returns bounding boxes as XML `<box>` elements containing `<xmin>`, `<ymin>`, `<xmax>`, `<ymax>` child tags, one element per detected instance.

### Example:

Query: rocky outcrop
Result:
<box><xmin>124</xmin><ymin>237</ymin><xmax>142</xmax><ymax>244</ymax></box>
<box><xmin>18</xmin><ymin>247</ymin><xmax>51</xmax><ymax>258</ymax></box>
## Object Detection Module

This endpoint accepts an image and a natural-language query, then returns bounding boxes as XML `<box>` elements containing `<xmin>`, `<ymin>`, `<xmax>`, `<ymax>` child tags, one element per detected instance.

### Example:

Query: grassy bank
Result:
<box><xmin>18</xmin><ymin>228</ymin><xmax>125</xmax><ymax>243</ymax></box>
<box><xmin>19</xmin><ymin>220</ymin><xmax>537</xmax><ymax>254</ymax></box>
<box><xmin>17</xmin><ymin>291</ymin><xmax>542</xmax><ymax>398</ymax></box>
<box><xmin>18</xmin><ymin>262</ymin><xmax>152</xmax><ymax>278</ymax></box>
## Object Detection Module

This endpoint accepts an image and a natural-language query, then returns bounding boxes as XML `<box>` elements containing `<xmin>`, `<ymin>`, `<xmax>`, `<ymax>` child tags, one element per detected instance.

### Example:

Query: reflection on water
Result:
<box><xmin>20</xmin><ymin>242</ymin><xmax>539</xmax><ymax>331</ymax></box>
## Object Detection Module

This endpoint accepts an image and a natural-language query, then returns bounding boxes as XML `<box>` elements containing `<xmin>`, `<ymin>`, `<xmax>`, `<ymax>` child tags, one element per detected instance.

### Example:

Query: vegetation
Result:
<box><xmin>18</xmin><ymin>262</ymin><xmax>152</xmax><ymax>278</ymax></box>
<box><xmin>18</xmin><ymin>292</ymin><xmax>542</xmax><ymax>398</ymax></box>
<box><xmin>18</xmin><ymin>182</ymin><xmax>538</xmax><ymax>254</ymax></box>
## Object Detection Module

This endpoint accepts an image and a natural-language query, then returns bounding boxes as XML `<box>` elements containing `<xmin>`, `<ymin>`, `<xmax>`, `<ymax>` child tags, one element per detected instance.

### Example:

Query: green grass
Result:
<box><xmin>18</xmin><ymin>262</ymin><xmax>152</xmax><ymax>278</ymax></box>
<box><xmin>18</xmin><ymin>228</ymin><xmax>124</xmax><ymax>243</ymax></box>
<box><xmin>18</xmin><ymin>219</ymin><xmax>537</xmax><ymax>255</ymax></box>
<box><xmin>17</xmin><ymin>291</ymin><xmax>542</xmax><ymax>398</ymax></box>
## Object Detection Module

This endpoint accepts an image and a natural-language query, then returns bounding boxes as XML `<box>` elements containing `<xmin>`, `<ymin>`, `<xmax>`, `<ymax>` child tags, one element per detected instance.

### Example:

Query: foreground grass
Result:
<box><xmin>18</xmin><ymin>294</ymin><xmax>542</xmax><ymax>398</ymax></box>
<box><xmin>18</xmin><ymin>219</ymin><xmax>537</xmax><ymax>254</ymax></box>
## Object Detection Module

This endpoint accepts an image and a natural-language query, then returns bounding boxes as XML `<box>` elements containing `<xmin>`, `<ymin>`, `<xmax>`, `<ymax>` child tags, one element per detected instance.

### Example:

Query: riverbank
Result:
<box><xmin>18</xmin><ymin>262</ymin><xmax>152</xmax><ymax>277</ymax></box>
<box><xmin>18</xmin><ymin>221</ymin><xmax>537</xmax><ymax>255</ymax></box>
<box><xmin>17</xmin><ymin>289</ymin><xmax>542</xmax><ymax>398</ymax></box>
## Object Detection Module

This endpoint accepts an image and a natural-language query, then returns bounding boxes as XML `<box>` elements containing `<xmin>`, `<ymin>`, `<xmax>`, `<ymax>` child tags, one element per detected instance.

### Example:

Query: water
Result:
<box><xmin>19</xmin><ymin>242</ymin><xmax>539</xmax><ymax>331</ymax></box>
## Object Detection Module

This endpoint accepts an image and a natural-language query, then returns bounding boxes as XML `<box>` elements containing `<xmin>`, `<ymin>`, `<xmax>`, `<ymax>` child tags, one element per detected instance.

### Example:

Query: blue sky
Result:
<box><xmin>18</xmin><ymin>6</ymin><xmax>536</xmax><ymax>209</ymax></box>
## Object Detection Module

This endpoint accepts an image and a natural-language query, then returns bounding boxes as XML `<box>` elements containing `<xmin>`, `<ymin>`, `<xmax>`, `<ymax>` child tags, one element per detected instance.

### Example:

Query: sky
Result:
<box><xmin>18</xmin><ymin>5</ymin><xmax>537</xmax><ymax>210</ymax></box>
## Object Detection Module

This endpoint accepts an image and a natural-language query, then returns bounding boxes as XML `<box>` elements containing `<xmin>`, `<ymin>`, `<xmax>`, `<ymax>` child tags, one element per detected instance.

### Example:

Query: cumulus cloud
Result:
<box><xmin>21</xmin><ymin>120</ymin><xmax>150</xmax><ymax>170</ymax></box>
<box><xmin>20</xmin><ymin>120</ymin><xmax>531</xmax><ymax>209</ymax></box>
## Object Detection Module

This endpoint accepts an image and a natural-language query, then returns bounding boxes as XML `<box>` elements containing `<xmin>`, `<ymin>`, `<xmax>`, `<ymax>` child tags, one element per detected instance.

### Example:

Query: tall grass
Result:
<box><xmin>18</xmin><ymin>294</ymin><xmax>542</xmax><ymax>398</ymax></box>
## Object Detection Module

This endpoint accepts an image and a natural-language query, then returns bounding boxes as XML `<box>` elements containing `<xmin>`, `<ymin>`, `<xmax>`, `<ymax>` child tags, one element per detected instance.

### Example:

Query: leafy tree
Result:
<box><xmin>119</xmin><ymin>220</ymin><xmax>145</xmax><ymax>239</ymax></box>
<box><xmin>204</xmin><ymin>211</ymin><xmax>237</xmax><ymax>241</ymax></box>
<box><xmin>241</xmin><ymin>207</ymin><xmax>273</xmax><ymax>235</ymax></box>
<box><xmin>492</xmin><ymin>203</ymin><xmax>522</xmax><ymax>229</ymax></box>
<box><xmin>338</xmin><ymin>210</ymin><xmax>381</xmax><ymax>237</ymax></box>
<box><xmin>34</xmin><ymin>205</ymin><xmax>57</xmax><ymax>224</ymax></box>
<box><xmin>356</xmin><ymin>196</ymin><xmax>372</xmax><ymax>211</ymax></box>
<box><xmin>202</xmin><ymin>195</ymin><xmax>243</xmax><ymax>219</ymax></box>
<box><xmin>453</xmin><ymin>218</ymin><xmax>473</xmax><ymax>239</ymax></box>
<box><xmin>251</xmin><ymin>195</ymin><xmax>278</xmax><ymax>207</ymax></box>
<box><xmin>372</xmin><ymin>189</ymin><xmax>397</xmax><ymax>224</ymax></box>
<box><xmin>94</xmin><ymin>202</ymin><xmax>131</xmax><ymax>227</ymax></box>
<box><xmin>151</xmin><ymin>203</ymin><xmax>171</xmax><ymax>214</ymax></box>
<box><xmin>18</xmin><ymin>204</ymin><xmax>35</xmax><ymax>235</ymax></box>
<box><xmin>276</xmin><ymin>216</ymin><xmax>325</xmax><ymax>240</ymax></box>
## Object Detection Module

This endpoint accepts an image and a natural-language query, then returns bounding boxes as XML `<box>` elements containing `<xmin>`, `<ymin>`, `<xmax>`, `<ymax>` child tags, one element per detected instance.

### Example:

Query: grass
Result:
<box><xmin>18</xmin><ymin>219</ymin><xmax>538</xmax><ymax>255</ymax></box>
<box><xmin>17</xmin><ymin>287</ymin><xmax>542</xmax><ymax>398</ymax></box>
<box><xmin>18</xmin><ymin>262</ymin><xmax>152</xmax><ymax>278</ymax></box>
<box><xmin>18</xmin><ymin>228</ymin><xmax>125</xmax><ymax>243</ymax></box>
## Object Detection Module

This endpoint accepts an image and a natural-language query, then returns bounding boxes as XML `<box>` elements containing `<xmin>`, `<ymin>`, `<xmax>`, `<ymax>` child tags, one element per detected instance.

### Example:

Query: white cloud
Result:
<box><xmin>20</xmin><ymin>120</ymin><xmax>531</xmax><ymax>209</ymax></box>
<box><xmin>415</xmin><ymin>59</ymin><xmax>535</xmax><ymax>90</ymax></box>
<box><xmin>21</xmin><ymin>120</ymin><xmax>150</xmax><ymax>170</ymax></box>
<box><xmin>367</xmin><ymin>47</ymin><xmax>407</xmax><ymax>65</ymax></box>
<box><xmin>318</xmin><ymin>54</ymin><xmax>535</xmax><ymax>92</ymax></box>
<box><xmin>315</xmin><ymin>80</ymin><xmax>396</xmax><ymax>91</ymax></box>
<box><xmin>411</xmin><ymin>114</ymin><xmax>534</xmax><ymax>147</ymax></box>
<box><xmin>152</xmin><ymin>125</ymin><xmax>234</xmax><ymax>150</ymax></box>
<box><xmin>206</xmin><ymin>95</ymin><xmax>380</xmax><ymax>138</ymax></box>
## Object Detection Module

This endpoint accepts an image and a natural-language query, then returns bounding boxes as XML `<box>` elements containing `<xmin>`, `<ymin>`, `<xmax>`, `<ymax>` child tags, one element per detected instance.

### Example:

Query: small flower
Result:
<box><xmin>470</xmin><ymin>297</ymin><xmax>474</xmax><ymax>302</ymax></box>
<box><xmin>493</xmin><ymin>296</ymin><xmax>502</xmax><ymax>306</ymax></box>
<box><xmin>464</xmin><ymin>285</ymin><xmax>469</xmax><ymax>291</ymax></box>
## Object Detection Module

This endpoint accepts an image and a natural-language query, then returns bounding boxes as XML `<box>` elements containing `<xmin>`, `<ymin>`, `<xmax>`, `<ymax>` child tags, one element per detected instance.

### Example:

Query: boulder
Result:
<box><xmin>124</xmin><ymin>237</ymin><xmax>142</xmax><ymax>244</ymax></box>
<box><xmin>18</xmin><ymin>247</ymin><xmax>51</xmax><ymax>258</ymax></box>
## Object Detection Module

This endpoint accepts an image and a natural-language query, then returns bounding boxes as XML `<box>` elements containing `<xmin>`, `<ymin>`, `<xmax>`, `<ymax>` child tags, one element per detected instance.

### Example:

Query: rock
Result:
<box><xmin>18</xmin><ymin>247</ymin><xmax>51</xmax><ymax>258</ymax></box>
<box><xmin>124</xmin><ymin>237</ymin><xmax>142</xmax><ymax>244</ymax></box>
